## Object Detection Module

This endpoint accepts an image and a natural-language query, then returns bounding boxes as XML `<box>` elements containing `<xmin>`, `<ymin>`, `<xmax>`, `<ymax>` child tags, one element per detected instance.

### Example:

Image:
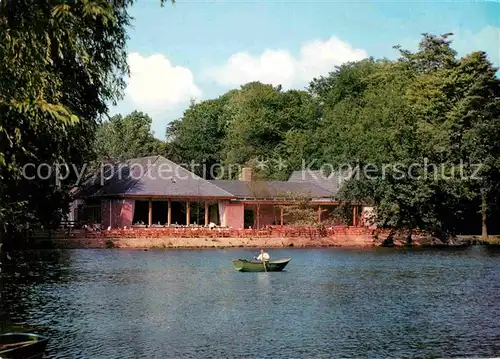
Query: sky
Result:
<box><xmin>111</xmin><ymin>0</ymin><xmax>500</xmax><ymax>139</ymax></box>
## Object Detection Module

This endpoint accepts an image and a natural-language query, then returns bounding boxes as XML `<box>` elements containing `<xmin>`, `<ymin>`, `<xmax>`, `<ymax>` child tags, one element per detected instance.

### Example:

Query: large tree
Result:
<box><xmin>322</xmin><ymin>34</ymin><xmax>500</xmax><ymax>237</ymax></box>
<box><xmin>166</xmin><ymin>83</ymin><xmax>321</xmax><ymax>180</ymax></box>
<box><xmin>403</xmin><ymin>39</ymin><xmax>500</xmax><ymax>238</ymax></box>
<box><xmin>222</xmin><ymin>82</ymin><xmax>320</xmax><ymax>180</ymax></box>
<box><xmin>165</xmin><ymin>96</ymin><xmax>231</xmax><ymax>178</ymax></box>
<box><xmin>0</xmin><ymin>0</ymin><xmax>168</xmax><ymax>242</ymax></box>
<box><xmin>95</xmin><ymin>110</ymin><xmax>163</xmax><ymax>162</ymax></box>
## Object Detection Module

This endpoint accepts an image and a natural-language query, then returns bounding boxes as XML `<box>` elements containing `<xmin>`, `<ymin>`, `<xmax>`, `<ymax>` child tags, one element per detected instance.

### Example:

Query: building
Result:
<box><xmin>72</xmin><ymin>156</ymin><xmax>364</xmax><ymax>229</ymax></box>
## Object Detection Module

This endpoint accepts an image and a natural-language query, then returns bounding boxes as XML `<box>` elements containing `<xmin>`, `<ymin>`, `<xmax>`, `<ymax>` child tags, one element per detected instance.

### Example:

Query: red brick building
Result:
<box><xmin>72</xmin><ymin>156</ymin><xmax>362</xmax><ymax>229</ymax></box>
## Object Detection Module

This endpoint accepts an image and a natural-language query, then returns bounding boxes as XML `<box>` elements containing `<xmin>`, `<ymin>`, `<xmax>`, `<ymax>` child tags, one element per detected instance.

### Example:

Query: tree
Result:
<box><xmin>277</xmin><ymin>191</ymin><xmax>331</xmax><ymax>238</ymax></box>
<box><xmin>280</xmin><ymin>193</ymin><xmax>318</xmax><ymax>227</ymax></box>
<box><xmin>222</xmin><ymin>82</ymin><xmax>320</xmax><ymax>180</ymax></box>
<box><xmin>326</xmin><ymin>33</ymin><xmax>500</xmax><ymax>238</ymax></box>
<box><xmin>166</xmin><ymin>82</ymin><xmax>321</xmax><ymax>180</ymax></box>
<box><xmin>0</xmin><ymin>0</ymin><xmax>170</xmax><ymax>243</ymax></box>
<box><xmin>245</xmin><ymin>171</ymin><xmax>272</xmax><ymax>229</ymax></box>
<box><xmin>313</xmin><ymin>58</ymin><xmax>442</xmax><ymax>235</ymax></box>
<box><xmin>403</xmin><ymin>40</ymin><xmax>500</xmax><ymax>238</ymax></box>
<box><xmin>95</xmin><ymin>111</ymin><xmax>163</xmax><ymax>162</ymax></box>
<box><xmin>309</xmin><ymin>58</ymin><xmax>380</xmax><ymax>105</ymax></box>
<box><xmin>165</xmin><ymin>97</ymin><xmax>230</xmax><ymax>178</ymax></box>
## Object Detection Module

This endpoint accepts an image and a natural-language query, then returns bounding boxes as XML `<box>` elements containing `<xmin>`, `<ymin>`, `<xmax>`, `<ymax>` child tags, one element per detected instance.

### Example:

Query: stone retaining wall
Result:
<box><xmin>42</xmin><ymin>234</ymin><xmax>375</xmax><ymax>249</ymax></box>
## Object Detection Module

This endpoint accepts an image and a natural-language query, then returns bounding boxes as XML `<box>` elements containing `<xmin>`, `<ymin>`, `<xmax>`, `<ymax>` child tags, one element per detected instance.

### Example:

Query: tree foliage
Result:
<box><xmin>0</xmin><ymin>0</ymin><xmax>168</xmax><ymax>240</ymax></box>
<box><xmin>330</xmin><ymin>34</ymin><xmax>500</xmax><ymax>236</ymax></box>
<box><xmin>166</xmin><ymin>33</ymin><xmax>500</xmax><ymax>236</ymax></box>
<box><xmin>165</xmin><ymin>97</ymin><xmax>230</xmax><ymax>177</ymax></box>
<box><xmin>279</xmin><ymin>192</ymin><xmax>318</xmax><ymax>227</ymax></box>
<box><xmin>95</xmin><ymin>111</ymin><xmax>163</xmax><ymax>162</ymax></box>
<box><xmin>167</xmin><ymin>82</ymin><xmax>320</xmax><ymax>180</ymax></box>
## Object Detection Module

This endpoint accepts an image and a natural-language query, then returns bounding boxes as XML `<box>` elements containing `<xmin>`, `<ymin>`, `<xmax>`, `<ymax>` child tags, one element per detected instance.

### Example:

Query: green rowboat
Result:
<box><xmin>232</xmin><ymin>258</ymin><xmax>291</xmax><ymax>272</ymax></box>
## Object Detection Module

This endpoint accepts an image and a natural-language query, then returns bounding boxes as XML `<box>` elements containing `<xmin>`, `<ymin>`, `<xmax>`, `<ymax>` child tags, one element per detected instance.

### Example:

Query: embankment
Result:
<box><xmin>17</xmin><ymin>226</ymin><xmax>489</xmax><ymax>250</ymax></box>
<box><xmin>32</xmin><ymin>232</ymin><xmax>477</xmax><ymax>249</ymax></box>
<box><xmin>44</xmin><ymin>235</ymin><xmax>375</xmax><ymax>249</ymax></box>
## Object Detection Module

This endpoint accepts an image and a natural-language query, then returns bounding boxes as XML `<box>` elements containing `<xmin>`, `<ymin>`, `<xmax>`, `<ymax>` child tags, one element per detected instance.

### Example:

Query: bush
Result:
<box><xmin>105</xmin><ymin>240</ymin><xmax>116</xmax><ymax>249</ymax></box>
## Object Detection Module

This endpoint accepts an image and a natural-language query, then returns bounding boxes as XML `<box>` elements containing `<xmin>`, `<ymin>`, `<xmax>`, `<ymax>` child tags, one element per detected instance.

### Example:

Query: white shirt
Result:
<box><xmin>256</xmin><ymin>252</ymin><xmax>270</xmax><ymax>261</ymax></box>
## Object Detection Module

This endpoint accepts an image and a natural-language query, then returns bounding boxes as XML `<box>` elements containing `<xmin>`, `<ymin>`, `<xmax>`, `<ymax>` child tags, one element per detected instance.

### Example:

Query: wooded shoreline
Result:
<box><xmin>2</xmin><ymin>24</ymin><xmax>500</xmax><ymax>243</ymax></box>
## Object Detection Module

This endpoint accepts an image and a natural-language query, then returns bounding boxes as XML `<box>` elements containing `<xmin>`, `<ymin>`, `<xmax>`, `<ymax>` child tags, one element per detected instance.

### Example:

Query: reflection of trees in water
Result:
<box><xmin>0</xmin><ymin>250</ymin><xmax>72</xmax><ymax>332</ymax></box>
<box><xmin>484</xmin><ymin>245</ymin><xmax>500</xmax><ymax>257</ymax></box>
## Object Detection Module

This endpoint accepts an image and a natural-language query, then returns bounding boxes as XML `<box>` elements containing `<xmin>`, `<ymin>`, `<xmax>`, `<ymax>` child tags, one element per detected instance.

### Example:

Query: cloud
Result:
<box><xmin>125</xmin><ymin>53</ymin><xmax>201</xmax><ymax>111</ymax></box>
<box><xmin>452</xmin><ymin>26</ymin><xmax>500</xmax><ymax>66</ymax></box>
<box><xmin>205</xmin><ymin>37</ymin><xmax>367</xmax><ymax>88</ymax></box>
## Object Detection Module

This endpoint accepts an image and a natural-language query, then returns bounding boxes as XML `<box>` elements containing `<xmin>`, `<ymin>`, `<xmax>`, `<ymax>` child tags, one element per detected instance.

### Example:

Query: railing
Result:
<box><xmin>59</xmin><ymin>220</ymin><xmax>79</xmax><ymax>228</ymax></box>
<box><xmin>27</xmin><ymin>228</ymin><xmax>82</xmax><ymax>239</ymax></box>
<box><xmin>26</xmin><ymin>221</ymin><xmax>86</xmax><ymax>240</ymax></box>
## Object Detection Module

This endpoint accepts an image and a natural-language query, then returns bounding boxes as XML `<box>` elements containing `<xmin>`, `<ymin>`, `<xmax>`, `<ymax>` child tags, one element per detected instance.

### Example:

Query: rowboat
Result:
<box><xmin>232</xmin><ymin>258</ymin><xmax>291</xmax><ymax>272</ymax></box>
<box><xmin>0</xmin><ymin>333</ymin><xmax>49</xmax><ymax>359</ymax></box>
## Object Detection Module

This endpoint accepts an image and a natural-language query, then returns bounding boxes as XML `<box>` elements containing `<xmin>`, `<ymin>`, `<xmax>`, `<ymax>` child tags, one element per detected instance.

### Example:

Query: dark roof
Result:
<box><xmin>75</xmin><ymin>156</ymin><xmax>344</xmax><ymax>200</ymax></box>
<box><xmin>76</xmin><ymin>156</ymin><xmax>235</xmax><ymax>198</ymax></box>
<box><xmin>287</xmin><ymin>169</ymin><xmax>351</xmax><ymax>198</ymax></box>
<box><xmin>209</xmin><ymin>180</ymin><xmax>333</xmax><ymax>199</ymax></box>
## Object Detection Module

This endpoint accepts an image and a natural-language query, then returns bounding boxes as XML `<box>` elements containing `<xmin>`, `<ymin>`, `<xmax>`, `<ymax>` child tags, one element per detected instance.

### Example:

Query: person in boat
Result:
<box><xmin>254</xmin><ymin>248</ymin><xmax>270</xmax><ymax>262</ymax></box>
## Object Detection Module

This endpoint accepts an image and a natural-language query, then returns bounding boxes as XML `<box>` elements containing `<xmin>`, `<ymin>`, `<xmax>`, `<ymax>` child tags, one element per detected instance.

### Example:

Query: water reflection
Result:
<box><xmin>1</xmin><ymin>250</ymin><xmax>72</xmax><ymax>333</ymax></box>
<box><xmin>256</xmin><ymin>272</ymin><xmax>270</xmax><ymax>290</ymax></box>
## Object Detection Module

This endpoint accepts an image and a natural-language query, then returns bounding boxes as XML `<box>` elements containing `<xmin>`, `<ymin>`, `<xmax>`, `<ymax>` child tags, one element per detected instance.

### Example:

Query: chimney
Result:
<box><xmin>239</xmin><ymin>167</ymin><xmax>253</xmax><ymax>181</ymax></box>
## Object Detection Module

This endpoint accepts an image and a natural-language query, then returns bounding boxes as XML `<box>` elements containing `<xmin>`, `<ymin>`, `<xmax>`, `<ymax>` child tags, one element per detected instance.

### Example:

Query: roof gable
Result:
<box><xmin>77</xmin><ymin>156</ymin><xmax>235</xmax><ymax>198</ymax></box>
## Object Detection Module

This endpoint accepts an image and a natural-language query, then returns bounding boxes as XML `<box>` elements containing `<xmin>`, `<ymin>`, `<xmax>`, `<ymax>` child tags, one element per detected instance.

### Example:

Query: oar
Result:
<box><xmin>262</xmin><ymin>259</ymin><xmax>267</xmax><ymax>272</ymax></box>
<box><xmin>0</xmin><ymin>341</ymin><xmax>35</xmax><ymax>349</ymax></box>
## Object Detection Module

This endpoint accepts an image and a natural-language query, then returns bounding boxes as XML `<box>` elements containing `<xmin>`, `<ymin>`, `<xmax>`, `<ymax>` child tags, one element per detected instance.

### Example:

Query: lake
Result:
<box><xmin>1</xmin><ymin>247</ymin><xmax>499</xmax><ymax>358</ymax></box>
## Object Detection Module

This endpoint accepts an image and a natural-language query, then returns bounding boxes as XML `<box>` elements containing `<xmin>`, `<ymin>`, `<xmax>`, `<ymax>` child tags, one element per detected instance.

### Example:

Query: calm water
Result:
<box><xmin>1</xmin><ymin>247</ymin><xmax>500</xmax><ymax>358</ymax></box>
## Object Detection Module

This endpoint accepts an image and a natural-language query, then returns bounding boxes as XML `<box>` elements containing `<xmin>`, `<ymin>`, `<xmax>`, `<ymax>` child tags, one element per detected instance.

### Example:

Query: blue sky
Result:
<box><xmin>112</xmin><ymin>1</ymin><xmax>500</xmax><ymax>139</ymax></box>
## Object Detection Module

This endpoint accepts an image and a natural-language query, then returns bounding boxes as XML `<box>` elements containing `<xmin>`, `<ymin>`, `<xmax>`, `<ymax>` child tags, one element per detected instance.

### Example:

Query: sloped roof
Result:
<box><xmin>76</xmin><ymin>156</ymin><xmax>235</xmax><ymax>198</ymax></box>
<box><xmin>209</xmin><ymin>180</ymin><xmax>333</xmax><ymax>199</ymax></box>
<box><xmin>287</xmin><ymin>169</ymin><xmax>351</xmax><ymax>198</ymax></box>
<box><xmin>75</xmin><ymin>156</ymin><xmax>346</xmax><ymax>200</ymax></box>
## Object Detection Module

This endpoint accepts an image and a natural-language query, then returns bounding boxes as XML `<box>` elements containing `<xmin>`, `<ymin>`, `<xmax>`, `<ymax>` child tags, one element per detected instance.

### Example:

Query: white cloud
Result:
<box><xmin>452</xmin><ymin>26</ymin><xmax>500</xmax><ymax>66</ymax></box>
<box><xmin>205</xmin><ymin>37</ymin><xmax>367</xmax><ymax>88</ymax></box>
<box><xmin>125</xmin><ymin>53</ymin><xmax>201</xmax><ymax>111</ymax></box>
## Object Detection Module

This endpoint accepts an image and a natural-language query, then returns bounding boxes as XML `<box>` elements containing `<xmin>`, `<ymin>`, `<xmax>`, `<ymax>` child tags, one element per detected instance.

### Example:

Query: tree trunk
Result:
<box><xmin>481</xmin><ymin>191</ymin><xmax>488</xmax><ymax>240</ymax></box>
<box><xmin>406</xmin><ymin>228</ymin><xmax>413</xmax><ymax>246</ymax></box>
